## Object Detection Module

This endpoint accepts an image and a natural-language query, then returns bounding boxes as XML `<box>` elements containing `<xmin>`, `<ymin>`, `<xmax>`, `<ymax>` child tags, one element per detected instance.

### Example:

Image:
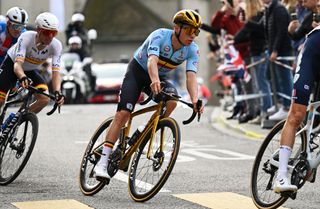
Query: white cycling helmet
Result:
<box><xmin>6</xmin><ymin>7</ymin><xmax>29</xmax><ymax>25</ymax></box>
<box><xmin>71</xmin><ymin>13</ymin><xmax>85</xmax><ymax>22</ymax></box>
<box><xmin>35</xmin><ymin>12</ymin><xmax>59</xmax><ymax>30</ymax></box>
<box><xmin>68</xmin><ymin>36</ymin><xmax>82</xmax><ymax>47</ymax></box>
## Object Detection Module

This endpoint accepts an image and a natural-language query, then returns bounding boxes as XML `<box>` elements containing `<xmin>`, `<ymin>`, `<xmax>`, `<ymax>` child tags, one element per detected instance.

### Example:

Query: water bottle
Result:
<box><xmin>1</xmin><ymin>113</ymin><xmax>15</xmax><ymax>130</ymax></box>
<box><xmin>128</xmin><ymin>125</ymin><xmax>145</xmax><ymax>146</ymax></box>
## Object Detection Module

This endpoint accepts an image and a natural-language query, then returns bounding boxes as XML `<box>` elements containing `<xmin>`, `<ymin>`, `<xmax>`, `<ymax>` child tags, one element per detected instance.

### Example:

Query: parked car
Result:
<box><xmin>88</xmin><ymin>62</ymin><xmax>144</xmax><ymax>103</ymax></box>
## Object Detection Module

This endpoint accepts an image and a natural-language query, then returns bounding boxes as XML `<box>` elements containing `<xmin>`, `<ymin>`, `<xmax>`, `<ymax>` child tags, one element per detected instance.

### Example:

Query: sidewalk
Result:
<box><xmin>210</xmin><ymin>106</ymin><xmax>271</xmax><ymax>140</ymax></box>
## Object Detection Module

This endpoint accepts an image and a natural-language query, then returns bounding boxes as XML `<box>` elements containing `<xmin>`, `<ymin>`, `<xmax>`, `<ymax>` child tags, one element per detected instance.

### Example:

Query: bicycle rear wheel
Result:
<box><xmin>128</xmin><ymin>117</ymin><xmax>180</xmax><ymax>202</ymax></box>
<box><xmin>251</xmin><ymin>120</ymin><xmax>307</xmax><ymax>209</ymax></box>
<box><xmin>0</xmin><ymin>112</ymin><xmax>38</xmax><ymax>185</ymax></box>
<box><xmin>79</xmin><ymin>117</ymin><xmax>113</xmax><ymax>196</ymax></box>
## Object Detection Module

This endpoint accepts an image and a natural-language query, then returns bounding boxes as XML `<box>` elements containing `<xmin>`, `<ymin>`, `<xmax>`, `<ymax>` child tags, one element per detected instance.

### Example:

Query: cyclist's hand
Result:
<box><xmin>19</xmin><ymin>76</ymin><xmax>31</xmax><ymax>89</ymax></box>
<box><xmin>193</xmin><ymin>99</ymin><xmax>204</xmax><ymax>114</ymax></box>
<box><xmin>150</xmin><ymin>80</ymin><xmax>161</xmax><ymax>95</ymax></box>
<box><xmin>54</xmin><ymin>91</ymin><xmax>65</xmax><ymax>106</ymax></box>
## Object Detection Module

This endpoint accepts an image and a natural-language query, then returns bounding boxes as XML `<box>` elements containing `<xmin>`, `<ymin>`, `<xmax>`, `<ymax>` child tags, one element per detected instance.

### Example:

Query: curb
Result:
<box><xmin>210</xmin><ymin>107</ymin><xmax>265</xmax><ymax>140</ymax></box>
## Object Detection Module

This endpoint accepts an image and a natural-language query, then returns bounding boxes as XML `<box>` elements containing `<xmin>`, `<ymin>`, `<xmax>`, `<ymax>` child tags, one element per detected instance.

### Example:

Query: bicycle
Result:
<box><xmin>250</xmin><ymin>83</ymin><xmax>320</xmax><ymax>208</ymax></box>
<box><xmin>0</xmin><ymin>85</ymin><xmax>60</xmax><ymax>185</ymax></box>
<box><xmin>79</xmin><ymin>90</ymin><xmax>202</xmax><ymax>202</ymax></box>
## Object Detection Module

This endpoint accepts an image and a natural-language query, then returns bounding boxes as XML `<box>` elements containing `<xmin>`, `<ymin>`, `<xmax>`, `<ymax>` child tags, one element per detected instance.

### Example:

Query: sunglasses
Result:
<box><xmin>183</xmin><ymin>26</ymin><xmax>200</xmax><ymax>36</ymax></box>
<box><xmin>40</xmin><ymin>29</ymin><xmax>58</xmax><ymax>37</ymax></box>
<box><xmin>10</xmin><ymin>23</ymin><xmax>25</xmax><ymax>31</ymax></box>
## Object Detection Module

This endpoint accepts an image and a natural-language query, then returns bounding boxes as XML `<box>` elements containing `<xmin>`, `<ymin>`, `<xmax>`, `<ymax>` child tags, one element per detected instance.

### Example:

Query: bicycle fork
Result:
<box><xmin>0</xmin><ymin>112</ymin><xmax>21</xmax><ymax>145</ymax></box>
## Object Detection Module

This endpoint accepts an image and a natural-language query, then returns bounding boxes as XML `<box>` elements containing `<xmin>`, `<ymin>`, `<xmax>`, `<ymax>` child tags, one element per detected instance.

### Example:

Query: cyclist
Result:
<box><xmin>273</xmin><ymin>26</ymin><xmax>320</xmax><ymax>193</ymax></box>
<box><xmin>0</xmin><ymin>12</ymin><xmax>64</xmax><ymax>114</ymax></box>
<box><xmin>0</xmin><ymin>7</ymin><xmax>28</xmax><ymax>64</ymax></box>
<box><xmin>94</xmin><ymin>9</ymin><xmax>204</xmax><ymax>180</ymax></box>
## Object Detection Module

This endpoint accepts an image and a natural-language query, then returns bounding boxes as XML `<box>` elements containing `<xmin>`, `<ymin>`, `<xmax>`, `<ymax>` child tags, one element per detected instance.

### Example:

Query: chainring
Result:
<box><xmin>107</xmin><ymin>148</ymin><xmax>122</xmax><ymax>177</ymax></box>
<box><xmin>291</xmin><ymin>159</ymin><xmax>309</xmax><ymax>189</ymax></box>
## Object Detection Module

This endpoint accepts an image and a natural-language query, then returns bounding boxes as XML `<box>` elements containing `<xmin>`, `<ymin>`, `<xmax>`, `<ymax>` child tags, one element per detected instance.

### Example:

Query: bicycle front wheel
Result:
<box><xmin>0</xmin><ymin>112</ymin><xmax>38</xmax><ymax>185</ymax></box>
<box><xmin>128</xmin><ymin>117</ymin><xmax>180</xmax><ymax>202</ymax></box>
<box><xmin>79</xmin><ymin>117</ymin><xmax>113</xmax><ymax>196</ymax></box>
<box><xmin>251</xmin><ymin>120</ymin><xmax>307</xmax><ymax>209</ymax></box>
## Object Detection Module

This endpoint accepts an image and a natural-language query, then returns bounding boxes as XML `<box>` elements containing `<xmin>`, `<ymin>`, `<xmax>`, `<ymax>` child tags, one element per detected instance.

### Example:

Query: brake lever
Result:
<box><xmin>196</xmin><ymin>99</ymin><xmax>203</xmax><ymax>122</ymax></box>
<box><xmin>46</xmin><ymin>103</ymin><xmax>58</xmax><ymax>115</ymax></box>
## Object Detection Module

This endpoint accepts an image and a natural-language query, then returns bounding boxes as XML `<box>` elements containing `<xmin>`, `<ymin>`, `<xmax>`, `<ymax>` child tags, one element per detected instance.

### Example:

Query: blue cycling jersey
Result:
<box><xmin>293</xmin><ymin>28</ymin><xmax>320</xmax><ymax>105</ymax></box>
<box><xmin>133</xmin><ymin>28</ymin><xmax>199</xmax><ymax>77</ymax></box>
<box><xmin>0</xmin><ymin>22</ymin><xmax>26</xmax><ymax>64</ymax></box>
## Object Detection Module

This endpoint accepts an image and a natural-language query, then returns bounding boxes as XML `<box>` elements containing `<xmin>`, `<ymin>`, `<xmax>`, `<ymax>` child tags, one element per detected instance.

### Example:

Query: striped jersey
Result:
<box><xmin>133</xmin><ymin>28</ymin><xmax>199</xmax><ymax>76</ymax></box>
<box><xmin>7</xmin><ymin>31</ymin><xmax>62</xmax><ymax>71</ymax></box>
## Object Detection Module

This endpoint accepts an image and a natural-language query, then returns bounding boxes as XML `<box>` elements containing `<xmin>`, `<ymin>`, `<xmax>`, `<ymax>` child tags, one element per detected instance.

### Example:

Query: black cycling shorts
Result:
<box><xmin>293</xmin><ymin>30</ymin><xmax>320</xmax><ymax>106</ymax></box>
<box><xmin>0</xmin><ymin>56</ymin><xmax>48</xmax><ymax>100</ymax></box>
<box><xmin>117</xmin><ymin>59</ymin><xmax>178</xmax><ymax>112</ymax></box>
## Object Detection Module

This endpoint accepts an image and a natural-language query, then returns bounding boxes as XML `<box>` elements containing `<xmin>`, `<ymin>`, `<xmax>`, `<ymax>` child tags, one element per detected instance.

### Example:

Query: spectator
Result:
<box><xmin>264</xmin><ymin>0</ymin><xmax>293</xmax><ymax>121</ymax></box>
<box><xmin>211</xmin><ymin>0</ymin><xmax>259</xmax><ymax>123</ymax></box>
<box><xmin>234</xmin><ymin>0</ymin><xmax>273</xmax><ymax>124</ymax></box>
<box><xmin>288</xmin><ymin>0</ymin><xmax>319</xmax><ymax>42</ymax></box>
<box><xmin>289</xmin><ymin>0</ymin><xmax>309</xmax><ymax>61</ymax></box>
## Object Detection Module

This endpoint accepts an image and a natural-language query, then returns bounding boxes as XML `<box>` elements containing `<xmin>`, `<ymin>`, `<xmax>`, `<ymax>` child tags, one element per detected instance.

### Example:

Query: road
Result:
<box><xmin>0</xmin><ymin>104</ymin><xmax>319</xmax><ymax>209</ymax></box>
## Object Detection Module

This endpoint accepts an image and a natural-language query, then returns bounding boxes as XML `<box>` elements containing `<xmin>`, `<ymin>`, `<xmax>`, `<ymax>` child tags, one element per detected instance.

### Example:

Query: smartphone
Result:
<box><xmin>291</xmin><ymin>13</ymin><xmax>297</xmax><ymax>20</ymax></box>
<box><xmin>313</xmin><ymin>13</ymin><xmax>320</xmax><ymax>22</ymax></box>
<box><xmin>227</xmin><ymin>0</ymin><xmax>234</xmax><ymax>7</ymax></box>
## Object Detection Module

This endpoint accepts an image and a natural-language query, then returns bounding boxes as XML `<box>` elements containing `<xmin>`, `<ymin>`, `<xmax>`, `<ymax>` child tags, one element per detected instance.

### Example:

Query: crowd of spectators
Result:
<box><xmin>203</xmin><ymin>0</ymin><xmax>320</xmax><ymax>127</ymax></box>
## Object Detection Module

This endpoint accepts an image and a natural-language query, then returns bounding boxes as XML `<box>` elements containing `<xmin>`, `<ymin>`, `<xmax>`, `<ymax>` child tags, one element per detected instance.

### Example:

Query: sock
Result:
<box><xmin>98</xmin><ymin>141</ymin><xmax>114</xmax><ymax>166</ymax></box>
<box><xmin>277</xmin><ymin>145</ymin><xmax>292</xmax><ymax>179</ymax></box>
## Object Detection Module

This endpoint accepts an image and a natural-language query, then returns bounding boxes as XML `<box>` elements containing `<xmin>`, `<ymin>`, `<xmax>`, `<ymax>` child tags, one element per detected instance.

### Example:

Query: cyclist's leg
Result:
<box><xmin>0</xmin><ymin>57</ymin><xmax>18</xmax><ymax>111</ymax></box>
<box><xmin>275</xmin><ymin>31</ymin><xmax>320</xmax><ymax>192</ymax></box>
<box><xmin>26</xmin><ymin>71</ymin><xmax>49</xmax><ymax>114</ymax></box>
<box><xmin>95</xmin><ymin>59</ymin><xmax>147</xmax><ymax>179</ymax></box>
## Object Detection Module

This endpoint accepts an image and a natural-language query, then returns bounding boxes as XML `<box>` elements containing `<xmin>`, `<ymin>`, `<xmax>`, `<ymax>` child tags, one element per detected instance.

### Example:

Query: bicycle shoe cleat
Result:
<box><xmin>274</xmin><ymin>177</ymin><xmax>298</xmax><ymax>193</ymax></box>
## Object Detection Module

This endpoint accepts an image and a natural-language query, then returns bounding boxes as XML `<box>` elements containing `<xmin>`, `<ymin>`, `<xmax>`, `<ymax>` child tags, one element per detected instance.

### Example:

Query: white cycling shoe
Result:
<box><xmin>94</xmin><ymin>163</ymin><xmax>111</xmax><ymax>180</ymax></box>
<box><xmin>273</xmin><ymin>177</ymin><xmax>297</xmax><ymax>193</ymax></box>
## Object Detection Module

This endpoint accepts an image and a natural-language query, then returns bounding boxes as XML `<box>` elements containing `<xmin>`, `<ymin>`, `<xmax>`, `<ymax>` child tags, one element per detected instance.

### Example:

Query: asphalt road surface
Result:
<box><xmin>0</xmin><ymin>104</ymin><xmax>319</xmax><ymax>209</ymax></box>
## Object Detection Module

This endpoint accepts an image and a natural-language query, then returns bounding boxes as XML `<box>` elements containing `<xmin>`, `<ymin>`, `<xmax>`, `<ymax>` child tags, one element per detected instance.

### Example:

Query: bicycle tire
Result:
<box><xmin>79</xmin><ymin>117</ymin><xmax>113</xmax><ymax>196</ymax></box>
<box><xmin>128</xmin><ymin>117</ymin><xmax>180</xmax><ymax>202</ymax></box>
<box><xmin>0</xmin><ymin>112</ymin><xmax>38</xmax><ymax>185</ymax></box>
<box><xmin>251</xmin><ymin>120</ymin><xmax>307</xmax><ymax>209</ymax></box>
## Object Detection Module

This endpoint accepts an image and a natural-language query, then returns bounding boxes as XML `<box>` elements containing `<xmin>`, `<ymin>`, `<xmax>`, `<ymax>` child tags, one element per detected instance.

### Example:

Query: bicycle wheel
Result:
<box><xmin>0</xmin><ymin>112</ymin><xmax>38</xmax><ymax>185</ymax></box>
<box><xmin>251</xmin><ymin>120</ymin><xmax>307</xmax><ymax>209</ymax></box>
<box><xmin>128</xmin><ymin>117</ymin><xmax>180</xmax><ymax>202</ymax></box>
<box><xmin>79</xmin><ymin>117</ymin><xmax>113</xmax><ymax>196</ymax></box>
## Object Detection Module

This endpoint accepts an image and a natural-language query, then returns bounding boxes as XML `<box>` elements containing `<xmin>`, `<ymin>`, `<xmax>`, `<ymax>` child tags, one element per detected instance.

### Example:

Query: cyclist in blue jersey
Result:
<box><xmin>94</xmin><ymin>9</ymin><xmax>204</xmax><ymax>180</ymax></box>
<box><xmin>0</xmin><ymin>7</ymin><xmax>28</xmax><ymax>64</ymax></box>
<box><xmin>273</xmin><ymin>26</ymin><xmax>320</xmax><ymax>193</ymax></box>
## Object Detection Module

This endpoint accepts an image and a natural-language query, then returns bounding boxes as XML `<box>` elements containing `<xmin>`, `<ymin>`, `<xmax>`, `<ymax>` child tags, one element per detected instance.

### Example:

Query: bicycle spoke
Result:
<box><xmin>129</xmin><ymin>118</ymin><xmax>180</xmax><ymax>201</ymax></box>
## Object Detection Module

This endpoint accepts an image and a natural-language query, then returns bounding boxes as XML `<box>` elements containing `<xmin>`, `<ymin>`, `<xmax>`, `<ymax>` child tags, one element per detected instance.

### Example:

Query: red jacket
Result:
<box><xmin>211</xmin><ymin>10</ymin><xmax>250</xmax><ymax>59</ymax></box>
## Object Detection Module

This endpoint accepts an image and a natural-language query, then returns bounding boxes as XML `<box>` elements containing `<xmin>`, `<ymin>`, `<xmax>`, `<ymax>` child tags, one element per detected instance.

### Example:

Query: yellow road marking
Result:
<box><xmin>173</xmin><ymin>192</ymin><xmax>289</xmax><ymax>209</ymax></box>
<box><xmin>12</xmin><ymin>199</ymin><xmax>93</xmax><ymax>209</ymax></box>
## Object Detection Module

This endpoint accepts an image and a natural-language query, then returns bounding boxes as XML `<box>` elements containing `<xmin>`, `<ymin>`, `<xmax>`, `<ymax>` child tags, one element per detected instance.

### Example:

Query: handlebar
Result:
<box><xmin>140</xmin><ymin>90</ymin><xmax>202</xmax><ymax>125</ymax></box>
<box><xmin>27</xmin><ymin>86</ymin><xmax>61</xmax><ymax>116</ymax></box>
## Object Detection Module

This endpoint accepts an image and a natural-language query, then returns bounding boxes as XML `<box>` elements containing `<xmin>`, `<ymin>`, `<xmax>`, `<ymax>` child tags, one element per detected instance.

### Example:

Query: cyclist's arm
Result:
<box><xmin>146</xmin><ymin>30</ymin><xmax>163</xmax><ymax>94</ymax></box>
<box><xmin>51</xmin><ymin>71</ymin><xmax>61</xmax><ymax>92</ymax></box>
<box><xmin>13</xmin><ymin>60</ymin><xmax>26</xmax><ymax>80</ymax></box>
<box><xmin>186</xmin><ymin>71</ymin><xmax>198</xmax><ymax>104</ymax></box>
<box><xmin>50</xmin><ymin>40</ymin><xmax>63</xmax><ymax>93</ymax></box>
<box><xmin>147</xmin><ymin>55</ymin><xmax>161</xmax><ymax>94</ymax></box>
<box><xmin>186</xmin><ymin>43</ymin><xmax>203</xmax><ymax>112</ymax></box>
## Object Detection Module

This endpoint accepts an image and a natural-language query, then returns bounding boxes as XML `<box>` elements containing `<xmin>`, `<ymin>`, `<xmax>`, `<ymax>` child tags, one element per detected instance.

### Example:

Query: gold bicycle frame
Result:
<box><xmin>118</xmin><ymin>101</ymin><xmax>165</xmax><ymax>170</ymax></box>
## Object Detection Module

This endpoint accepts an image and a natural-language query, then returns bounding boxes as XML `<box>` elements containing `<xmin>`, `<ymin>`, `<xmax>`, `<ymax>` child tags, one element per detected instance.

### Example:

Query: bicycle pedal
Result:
<box><xmin>96</xmin><ymin>176</ymin><xmax>110</xmax><ymax>184</ymax></box>
<box><xmin>280</xmin><ymin>191</ymin><xmax>297</xmax><ymax>200</ymax></box>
